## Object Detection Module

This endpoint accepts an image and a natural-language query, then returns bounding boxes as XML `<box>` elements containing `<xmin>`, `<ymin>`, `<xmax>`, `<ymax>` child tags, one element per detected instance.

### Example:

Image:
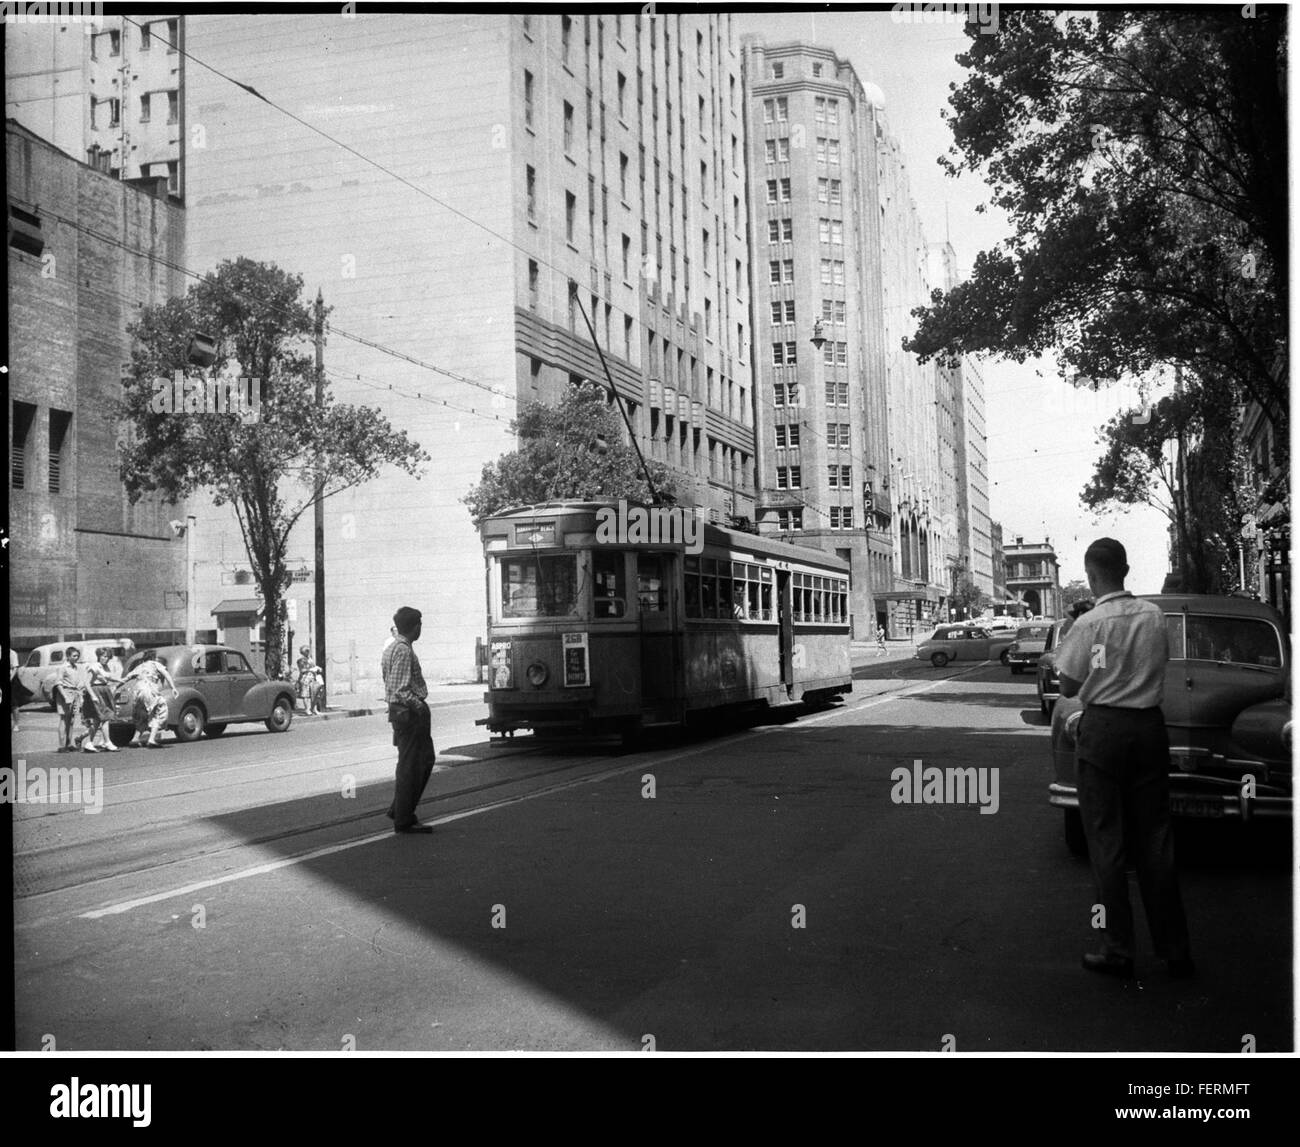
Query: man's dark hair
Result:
<box><xmin>393</xmin><ymin>606</ymin><xmax>422</xmax><ymax>636</ymax></box>
<box><xmin>1083</xmin><ymin>537</ymin><xmax>1129</xmax><ymax>580</ymax></box>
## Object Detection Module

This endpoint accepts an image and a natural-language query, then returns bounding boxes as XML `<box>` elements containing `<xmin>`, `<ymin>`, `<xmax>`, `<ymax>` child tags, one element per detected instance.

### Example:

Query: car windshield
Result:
<box><xmin>1166</xmin><ymin>614</ymin><xmax>1283</xmax><ymax>668</ymax></box>
<box><xmin>1018</xmin><ymin>625</ymin><xmax>1049</xmax><ymax>639</ymax></box>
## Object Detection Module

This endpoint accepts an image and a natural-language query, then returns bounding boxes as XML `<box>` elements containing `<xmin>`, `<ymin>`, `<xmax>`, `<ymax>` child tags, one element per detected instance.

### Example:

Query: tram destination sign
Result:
<box><xmin>514</xmin><ymin>523</ymin><xmax>556</xmax><ymax>546</ymax></box>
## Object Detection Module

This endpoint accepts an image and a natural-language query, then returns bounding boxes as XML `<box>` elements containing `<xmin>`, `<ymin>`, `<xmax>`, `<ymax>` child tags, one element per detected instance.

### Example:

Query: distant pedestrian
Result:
<box><xmin>295</xmin><ymin>645</ymin><xmax>321</xmax><ymax>716</ymax></box>
<box><xmin>875</xmin><ymin>625</ymin><xmax>887</xmax><ymax>656</ymax></box>
<box><xmin>381</xmin><ymin>606</ymin><xmax>436</xmax><ymax>835</ymax></box>
<box><xmin>123</xmin><ymin>651</ymin><xmax>178</xmax><ymax>748</ymax></box>
<box><xmin>10</xmin><ymin>644</ymin><xmax>32</xmax><ymax>732</ymax></box>
<box><xmin>52</xmin><ymin>647</ymin><xmax>88</xmax><ymax>752</ymax></box>
<box><xmin>1055</xmin><ymin>537</ymin><xmax>1192</xmax><ymax>980</ymax></box>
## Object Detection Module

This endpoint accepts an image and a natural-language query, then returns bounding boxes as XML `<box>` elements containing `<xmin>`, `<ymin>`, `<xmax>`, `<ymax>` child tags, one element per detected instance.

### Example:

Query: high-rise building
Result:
<box><xmin>178</xmin><ymin>12</ymin><xmax>755</xmax><ymax>681</ymax></box>
<box><xmin>5</xmin><ymin>13</ymin><xmax>185</xmax><ymax>197</ymax></box>
<box><xmin>742</xmin><ymin>40</ymin><xmax>893</xmax><ymax>637</ymax></box>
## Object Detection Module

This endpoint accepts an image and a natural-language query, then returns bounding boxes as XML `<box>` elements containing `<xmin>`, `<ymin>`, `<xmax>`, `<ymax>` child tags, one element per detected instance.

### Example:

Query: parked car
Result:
<box><xmin>107</xmin><ymin>645</ymin><xmax>296</xmax><ymax>745</ymax></box>
<box><xmin>16</xmin><ymin>638</ymin><xmax>136</xmax><ymax>707</ymax></box>
<box><xmin>1048</xmin><ymin>595</ymin><xmax>1291</xmax><ymax>855</ymax></box>
<box><xmin>916</xmin><ymin>624</ymin><xmax>1018</xmax><ymax>668</ymax></box>
<box><xmin>1007</xmin><ymin>621</ymin><xmax>1054</xmax><ymax>675</ymax></box>
<box><xmin>1035</xmin><ymin>617</ymin><xmax>1076</xmax><ymax>715</ymax></box>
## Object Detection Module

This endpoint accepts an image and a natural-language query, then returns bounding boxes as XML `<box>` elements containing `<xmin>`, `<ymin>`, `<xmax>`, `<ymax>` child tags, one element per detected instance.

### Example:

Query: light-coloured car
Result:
<box><xmin>1006</xmin><ymin>622</ymin><xmax>1054</xmax><ymax>675</ymax></box>
<box><xmin>916</xmin><ymin>624</ymin><xmax>1018</xmax><ymax>668</ymax></box>
<box><xmin>1048</xmin><ymin>595</ymin><xmax>1291</xmax><ymax>855</ymax></box>
<box><xmin>17</xmin><ymin>638</ymin><xmax>136</xmax><ymax>707</ymax></box>
<box><xmin>108</xmin><ymin>645</ymin><xmax>297</xmax><ymax>745</ymax></box>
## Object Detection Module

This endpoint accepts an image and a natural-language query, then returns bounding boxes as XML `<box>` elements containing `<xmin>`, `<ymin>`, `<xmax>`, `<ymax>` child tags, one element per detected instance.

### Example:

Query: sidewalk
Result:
<box><xmin>315</xmin><ymin>680</ymin><xmax>485</xmax><ymax>720</ymax></box>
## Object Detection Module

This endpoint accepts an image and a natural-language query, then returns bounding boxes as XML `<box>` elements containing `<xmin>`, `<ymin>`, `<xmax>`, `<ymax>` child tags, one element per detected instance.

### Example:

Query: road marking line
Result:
<box><xmin>76</xmin><ymin>738</ymin><xmax>732</xmax><ymax>920</ymax></box>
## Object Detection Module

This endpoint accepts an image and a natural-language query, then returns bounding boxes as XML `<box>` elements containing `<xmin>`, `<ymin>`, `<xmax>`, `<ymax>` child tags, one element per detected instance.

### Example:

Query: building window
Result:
<box><xmin>830</xmin><ymin>506</ymin><xmax>853</xmax><ymax>530</ymax></box>
<box><xmin>563</xmin><ymin>101</ymin><xmax>574</xmax><ymax>151</ymax></box>
<box><xmin>48</xmin><ymin>409</ymin><xmax>71</xmax><ymax>494</ymax></box>
<box><xmin>565</xmin><ymin>191</ymin><xmax>576</xmax><ymax>243</ymax></box>
<box><xmin>782</xmin><ymin>259</ymin><xmax>794</xmax><ymax>283</ymax></box>
<box><xmin>11</xmin><ymin>401</ymin><xmax>36</xmax><ymax>489</ymax></box>
<box><xmin>777</xmin><ymin>509</ymin><xmax>804</xmax><ymax>530</ymax></box>
<box><xmin>700</xmin><ymin>159</ymin><xmax>708</xmax><ymax>198</ymax></box>
<box><xmin>141</xmin><ymin>23</ymin><xmax>152</xmax><ymax>50</ymax></box>
<box><xmin>165</xmin><ymin>19</ymin><xmax>178</xmax><ymax>50</ymax></box>
<box><xmin>524</xmin><ymin>70</ymin><xmax>534</xmax><ymax>128</ymax></box>
<box><xmin>567</xmin><ymin>280</ymin><xmax>578</xmax><ymax>331</ymax></box>
<box><xmin>818</xmin><ymin>178</ymin><xmax>829</xmax><ymax>203</ymax></box>
<box><xmin>765</xmin><ymin>140</ymin><xmax>777</xmax><ymax>165</ymax></box>
<box><xmin>777</xmin><ymin>466</ymin><xmax>801</xmax><ymax>489</ymax></box>
<box><xmin>776</xmin><ymin>96</ymin><xmax>788</xmax><ymax>121</ymax></box>
<box><xmin>526</xmin><ymin>165</ymin><xmax>537</xmax><ymax>221</ymax></box>
<box><xmin>827</xmin><ymin>464</ymin><xmax>851</xmax><ymax>488</ymax></box>
<box><xmin>836</xmin><ymin>341</ymin><xmax>848</xmax><ymax>365</ymax></box>
<box><xmin>825</xmin><ymin>380</ymin><xmax>849</xmax><ymax>406</ymax></box>
<box><xmin>768</xmin><ymin>220</ymin><xmax>781</xmax><ymax>244</ymax></box>
<box><xmin>827</xmin><ymin>99</ymin><xmax>839</xmax><ymax>125</ymax></box>
<box><xmin>769</xmin><ymin>260</ymin><xmax>782</xmax><ymax>285</ymax></box>
<box><xmin>704</xmin><ymin>297</ymin><xmax>713</xmax><ymax>337</ymax></box>
<box><xmin>828</xmin><ymin>139</ymin><xmax>840</xmax><ymax>165</ymax></box>
<box><xmin>561</xmin><ymin>15</ymin><xmax>572</xmax><ymax>65</ymax></box>
<box><xmin>167</xmin><ymin>90</ymin><xmax>179</xmax><ymax>124</ymax></box>
<box><xmin>522</xmin><ymin>13</ymin><xmax>533</xmax><ymax>38</ymax></box>
<box><xmin>766</xmin><ymin>179</ymin><xmax>777</xmax><ymax>205</ymax></box>
<box><xmin>779</xmin><ymin>178</ymin><xmax>790</xmax><ymax>201</ymax></box>
<box><xmin>617</xmin><ymin>72</ymin><xmax>627</xmax><ymax>119</ymax></box>
<box><xmin>702</xmin><ymin>228</ymin><xmax>710</xmax><ymax>263</ymax></box>
<box><xmin>140</xmin><ymin>93</ymin><xmax>151</xmax><ymax>123</ymax></box>
<box><xmin>830</xmin><ymin>179</ymin><xmax>842</xmax><ymax>204</ymax></box>
<box><xmin>772</xmin><ymin>62</ymin><xmax>784</xmax><ymax>79</ymax></box>
<box><xmin>822</xmin><ymin>299</ymin><xmax>846</xmax><ymax>323</ymax></box>
<box><xmin>769</xmin><ymin>300</ymin><xmax>783</xmax><ymax>324</ymax></box>
<box><xmin>763</xmin><ymin>99</ymin><xmax>774</xmax><ymax>124</ymax></box>
<box><xmin>619</xmin><ymin>152</ymin><xmax>629</xmax><ymax>199</ymax></box>
<box><xmin>165</xmin><ymin>160</ymin><xmax>179</xmax><ymax>194</ymax></box>
<box><xmin>621</xmin><ymin>234</ymin><xmax>631</xmax><ymax>281</ymax></box>
<box><xmin>812</xmin><ymin>62</ymin><xmax>823</xmax><ymax>77</ymax></box>
<box><xmin>624</xmin><ymin>315</ymin><xmax>634</xmax><ymax>359</ymax></box>
<box><xmin>698</xmin><ymin>94</ymin><xmax>706</xmax><ymax>134</ymax></box>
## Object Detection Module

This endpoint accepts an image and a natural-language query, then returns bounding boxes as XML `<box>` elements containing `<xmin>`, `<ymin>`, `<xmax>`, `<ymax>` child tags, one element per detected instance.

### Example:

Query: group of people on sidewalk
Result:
<box><xmin>48</xmin><ymin>646</ymin><xmax>178</xmax><ymax>752</ymax></box>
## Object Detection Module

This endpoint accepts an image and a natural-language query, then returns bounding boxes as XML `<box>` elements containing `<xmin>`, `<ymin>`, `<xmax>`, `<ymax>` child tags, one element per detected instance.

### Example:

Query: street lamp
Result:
<box><xmin>810</xmin><ymin>319</ymin><xmax>827</xmax><ymax>352</ymax></box>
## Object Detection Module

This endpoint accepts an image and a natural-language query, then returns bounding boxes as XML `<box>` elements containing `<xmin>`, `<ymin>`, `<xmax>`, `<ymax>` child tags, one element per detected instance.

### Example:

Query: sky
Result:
<box><xmin>733</xmin><ymin>7</ymin><xmax>1172</xmax><ymax>595</ymax></box>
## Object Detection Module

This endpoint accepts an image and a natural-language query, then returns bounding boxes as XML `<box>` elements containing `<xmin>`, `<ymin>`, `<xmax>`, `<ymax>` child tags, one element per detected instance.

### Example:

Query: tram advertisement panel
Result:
<box><xmin>563</xmin><ymin>632</ymin><xmax>589</xmax><ymax>687</ymax></box>
<box><xmin>490</xmin><ymin>640</ymin><xmax>513</xmax><ymax>689</ymax></box>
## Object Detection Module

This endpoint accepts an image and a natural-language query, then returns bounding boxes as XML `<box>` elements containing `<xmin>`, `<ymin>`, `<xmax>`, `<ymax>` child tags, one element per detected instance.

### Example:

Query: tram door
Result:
<box><xmin>777</xmin><ymin>568</ymin><xmax>795</xmax><ymax>693</ymax></box>
<box><xmin>637</xmin><ymin>552</ymin><xmax>678</xmax><ymax>714</ymax></box>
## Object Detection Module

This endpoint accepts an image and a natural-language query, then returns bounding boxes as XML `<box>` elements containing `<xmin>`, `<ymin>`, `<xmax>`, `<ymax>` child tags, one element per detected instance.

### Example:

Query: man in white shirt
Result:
<box><xmin>1056</xmin><ymin>538</ymin><xmax>1192</xmax><ymax>980</ymax></box>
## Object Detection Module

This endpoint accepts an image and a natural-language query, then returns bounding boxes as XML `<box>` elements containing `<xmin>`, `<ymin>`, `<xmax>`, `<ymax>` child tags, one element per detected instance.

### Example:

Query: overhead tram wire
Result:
<box><xmin>42</xmin><ymin>208</ymin><xmax>515</xmax><ymax>424</ymax></box>
<box><xmin>114</xmin><ymin>15</ymin><xmax>711</xmax><ymax>402</ymax></box>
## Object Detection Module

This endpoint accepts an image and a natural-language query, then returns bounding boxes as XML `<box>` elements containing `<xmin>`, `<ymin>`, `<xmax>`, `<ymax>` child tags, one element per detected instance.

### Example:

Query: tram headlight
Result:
<box><xmin>526</xmin><ymin>661</ymin><xmax>549</xmax><ymax>688</ymax></box>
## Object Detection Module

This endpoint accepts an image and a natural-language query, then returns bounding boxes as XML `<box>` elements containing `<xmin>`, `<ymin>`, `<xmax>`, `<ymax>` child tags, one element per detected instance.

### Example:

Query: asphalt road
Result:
<box><xmin>11</xmin><ymin>654</ymin><xmax>1292</xmax><ymax>1052</ymax></box>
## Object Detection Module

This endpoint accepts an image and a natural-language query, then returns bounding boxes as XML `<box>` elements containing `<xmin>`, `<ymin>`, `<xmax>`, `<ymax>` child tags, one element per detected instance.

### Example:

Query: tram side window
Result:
<box><xmin>500</xmin><ymin>555</ymin><xmax>579</xmax><ymax>618</ymax></box>
<box><xmin>593</xmin><ymin>550</ymin><xmax>627</xmax><ymax>618</ymax></box>
<box><xmin>637</xmin><ymin>554</ymin><xmax>668</xmax><ymax>612</ymax></box>
<box><xmin>685</xmin><ymin>557</ymin><xmax>701</xmax><ymax>617</ymax></box>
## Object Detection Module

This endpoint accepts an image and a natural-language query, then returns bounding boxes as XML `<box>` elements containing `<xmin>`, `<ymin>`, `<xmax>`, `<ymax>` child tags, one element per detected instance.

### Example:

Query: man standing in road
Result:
<box><xmin>381</xmin><ymin>606</ymin><xmax>436</xmax><ymax>835</ymax></box>
<box><xmin>1055</xmin><ymin>538</ymin><xmax>1192</xmax><ymax>979</ymax></box>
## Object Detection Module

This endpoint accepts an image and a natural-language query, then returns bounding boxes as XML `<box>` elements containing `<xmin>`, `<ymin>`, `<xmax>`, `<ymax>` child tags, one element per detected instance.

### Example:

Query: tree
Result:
<box><xmin>1081</xmin><ymin>383</ymin><xmax>1245</xmax><ymax>593</ymax></box>
<box><xmin>906</xmin><ymin>8</ymin><xmax>1287</xmax><ymax>440</ymax></box>
<box><xmin>1059</xmin><ymin>579</ymin><xmax>1093</xmax><ymax>610</ymax></box>
<box><xmin>463</xmin><ymin>381</ymin><xmax>677</xmax><ymax>521</ymax></box>
<box><xmin>119</xmin><ymin>257</ymin><xmax>429</xmax><ymax>677</ymax></box>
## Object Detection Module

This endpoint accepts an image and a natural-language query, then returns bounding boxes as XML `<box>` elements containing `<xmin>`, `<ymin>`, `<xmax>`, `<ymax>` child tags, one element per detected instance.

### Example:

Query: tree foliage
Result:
<box><xmin>906</xmin><ymin>8</ymin><xmax>1287</xmax><ymax>435</ymax></box>
<box><xmin>462</xmin><ymin>381</ymin><xmax>677</xmax><ymax>521</ymax></box>
<box><xmin>119</xmin><ymin>257</ymin><xmax>429</xmax><ymax>677</ymax></box>
<box><xmin>1081</xmin><ymin>383</ymin><xmax>1246</xmax><ymax>593</ymax></box>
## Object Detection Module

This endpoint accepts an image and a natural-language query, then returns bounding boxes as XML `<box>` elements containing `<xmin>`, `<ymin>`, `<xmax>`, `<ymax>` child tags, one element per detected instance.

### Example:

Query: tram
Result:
<box><xmin>478</xmin><ymin>500</ymin><xmax>852</xmax><ymax>737</ymax></box>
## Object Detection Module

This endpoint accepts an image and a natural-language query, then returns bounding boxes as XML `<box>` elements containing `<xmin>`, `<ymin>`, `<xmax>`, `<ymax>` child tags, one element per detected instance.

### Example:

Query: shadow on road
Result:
<box><xmin>195</xmin><ymin>710</ymin><xmax>1291</xmax><ymax>1053</ymax></box>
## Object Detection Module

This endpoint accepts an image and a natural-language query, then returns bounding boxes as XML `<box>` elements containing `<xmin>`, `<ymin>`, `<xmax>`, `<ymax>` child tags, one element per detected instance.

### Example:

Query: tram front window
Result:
<box><xmin>500</xmin><ymin>555</ymin><xmax>579</xmax><ymax>618</ymax></box>
<box><xmin>593</xmin><ymin>550</ymin><xmax>627</xmax><ymax>618</ymax></box>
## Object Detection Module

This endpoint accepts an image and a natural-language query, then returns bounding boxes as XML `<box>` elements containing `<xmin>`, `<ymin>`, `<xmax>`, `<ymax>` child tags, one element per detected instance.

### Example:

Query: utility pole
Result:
<box><xmin>313</xmin><ymin>290</ymin><xmax>327</xmax><ymax>705</ymax></box>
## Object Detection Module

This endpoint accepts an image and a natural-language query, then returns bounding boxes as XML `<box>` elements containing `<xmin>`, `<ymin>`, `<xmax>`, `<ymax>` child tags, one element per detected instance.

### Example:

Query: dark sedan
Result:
<box><xmin>1006</xmin><ymin>622</ymin><xmax>1053</xmax><ymax>675</ymax></box>
<box><xmin>1035</xmin><ymin>617</ymin><xmax>1075</xmax><ymax>714</ymax></box>
<box><xmin>1048</xmin><ymin>595</ymin><xmax>1291</xmax><ymax>854</ymax></box>
<box><xmin>108</xmin><ymin>645</ymin><xmax>297</xmax><ymax>745</ymax></box>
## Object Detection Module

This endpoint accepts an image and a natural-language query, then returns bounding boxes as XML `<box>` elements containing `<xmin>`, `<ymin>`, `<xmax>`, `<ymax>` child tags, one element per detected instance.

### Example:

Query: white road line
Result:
<box><xmin>75</xmin><ymin>737</ymin><xmax>732</xmax><ymax>920</ymax></box>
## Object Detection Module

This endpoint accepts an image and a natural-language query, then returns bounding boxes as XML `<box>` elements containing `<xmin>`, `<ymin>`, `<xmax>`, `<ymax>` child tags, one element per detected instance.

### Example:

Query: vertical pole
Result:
<box><xmin>185</xmin><ymin>514</ymin><xmax>196</xmax><ymax>644</ymax></box>
<box><xmin>314</xmin><ymin>290</ymin><xmax>327</xmax><ymax>707</ymax></box>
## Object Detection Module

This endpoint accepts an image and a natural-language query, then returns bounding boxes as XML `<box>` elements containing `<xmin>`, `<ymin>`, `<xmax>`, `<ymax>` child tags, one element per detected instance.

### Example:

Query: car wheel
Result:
<box><xmin>108</xmin><ymin>723</ymin><xmax>135</xmax><ymax>748</ymax></box>
<box><xmin>265</xmin><ymin>696</ymin><xmax>294</xmax><ymax>733</ymax></box>
<box><xmin>999</xmin><ymin>649</ymin><xmax>1011</xmax><ymax>665</ymax></box>
<box><xmin>930</xmin><ymin>652</ymin><xmax>950</xmax><ymax>668</ymax></box>
<box><xmin>204</xmin><ymin>723</ymin><xmax>228</xmax><ymax>738</ymax></box>
<box><xmin>175</xmin><ymin>703</ymin><xmax>205</xmax><ymax>742</ymax></box>
<box><xmin>1064</xmin><ymin>809</ymin><xmax>1088</xmax><ymax>858</ymax></box>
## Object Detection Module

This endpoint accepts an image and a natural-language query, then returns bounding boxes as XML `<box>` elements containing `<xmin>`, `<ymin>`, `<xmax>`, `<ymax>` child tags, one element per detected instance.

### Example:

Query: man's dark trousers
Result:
<box><xmin>388</xmin><ymin>704</ymin><xmax>436</xmax><ymax>830</ymax></box>
<box><xmin>1076</xmin><ymin>705</ymin><xmax>1190</xmax><ymax>962</ymax></box>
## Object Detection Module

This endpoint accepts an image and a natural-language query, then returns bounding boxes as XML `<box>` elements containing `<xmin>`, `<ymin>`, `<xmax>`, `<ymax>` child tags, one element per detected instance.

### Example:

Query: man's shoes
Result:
<box><xmin>394</xmin><ymin>823</ymin><xmax>434</xmax><ymax>834</ymax></box>
<box><xmin>1166</xmin><ymin>957</ymin><xmax>1196</xmax><ymax>979</ymax></box>
<box><xmin>1082</xmin><ymin>952</ymin><xmax>1135</xmax><ymax>979</ymax></box>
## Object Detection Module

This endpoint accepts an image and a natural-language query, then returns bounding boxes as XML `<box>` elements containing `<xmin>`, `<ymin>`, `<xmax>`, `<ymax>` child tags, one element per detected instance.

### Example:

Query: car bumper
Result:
<box><xmin>1007</xmin><ymin>654</ymin><xmax>1040</xmax><ymax>667</ymax></box>
<box><xmin>1049</xmin><ymin>781</ymin><xmax>1291</xmax><ymax>821</ymax></box>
